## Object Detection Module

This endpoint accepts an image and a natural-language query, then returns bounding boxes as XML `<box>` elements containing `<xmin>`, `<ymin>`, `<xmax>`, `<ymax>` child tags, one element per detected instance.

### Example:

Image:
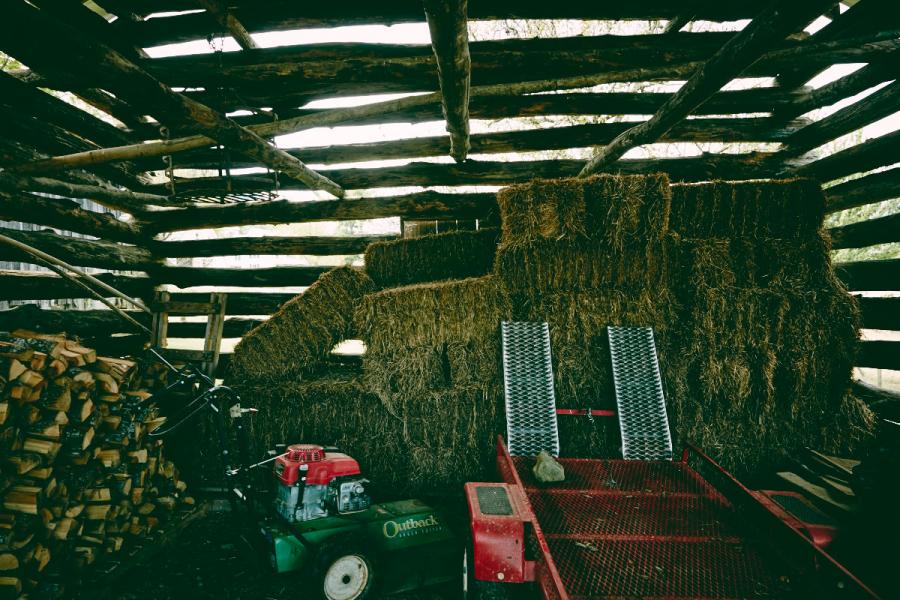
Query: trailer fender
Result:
<box><xmin>465</xmin><ymin>482</ymin><xmax>536</xmax><ymax>584</ymax></box>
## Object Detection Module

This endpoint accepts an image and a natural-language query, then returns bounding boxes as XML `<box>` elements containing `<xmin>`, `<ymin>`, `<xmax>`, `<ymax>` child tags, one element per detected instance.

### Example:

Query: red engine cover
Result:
<box><xmin>274</xmin><ymin>444</ymin><xmax>362</xmax><ymax>486</ymax></box>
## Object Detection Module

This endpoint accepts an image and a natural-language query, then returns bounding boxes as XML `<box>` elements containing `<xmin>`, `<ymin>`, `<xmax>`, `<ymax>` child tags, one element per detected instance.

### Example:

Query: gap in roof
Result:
<box><xmin>806</xmin><ymin>63</ymin><xmax>867</xmax><ymax>89</ymax></box>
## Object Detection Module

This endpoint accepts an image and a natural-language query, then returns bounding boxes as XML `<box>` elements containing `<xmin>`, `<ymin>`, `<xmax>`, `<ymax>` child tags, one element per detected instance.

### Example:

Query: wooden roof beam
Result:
<box><xmin>580</xmin><ymin>0</ymin><xmax>838</xmax><ymax>176</ymax></box>
<box><xmin>194</xmin><ymin>0</ymin><xmax>259</xmax><ymax>50</ymax></box>
<box><xmin>423</xmin><ymin>0</ymin><xmax>471</xmax><ymax>162</ymax></box>
<box><xmin>1</xmin><ymin>0</ymin><xmax>343</xmax><ymax>198</ymax></box>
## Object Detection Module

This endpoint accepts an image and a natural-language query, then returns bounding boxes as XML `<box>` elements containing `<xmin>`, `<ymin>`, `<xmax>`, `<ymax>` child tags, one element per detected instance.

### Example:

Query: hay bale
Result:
<box><xmin>355</xmin><ymin>276</ymin><xmax>510</xmax><ymax>398</ymax></box>
<box><xmin>497</xmin><ymin>173</ymin><xmax>671</xmax><ymax>249</ymax></box>
<box><xmin>495</xmin><ymin>237</ymin><xmax>671</xmax><ymax>296</ymax></box>
<box><xmin>228</xmin><ymin>267</ymin><xmax>374</xmax><ymax>382</ymax></box>
<box><xmin>669</xmin><ymin>179</ymin><xmax>825</xmax><ymax>239</ymax></box>
<box><xmin>666</xmin><ymin>233</ymin><xmax>872</xmax><ymax>476</ymax></box>
<box><xmin>231</xmin><ymin>376</ymin><xmax>504</xmax><ymax>499</ymax></box>
<box><xmin>356</xmin><ymin>276</ymin><xmax>510</xmax><ymax>354</ymax></box>
<box><xmin>364</xmin><ymin>228</ymin><xmax>499</xmax><ymax>288</ymax></box>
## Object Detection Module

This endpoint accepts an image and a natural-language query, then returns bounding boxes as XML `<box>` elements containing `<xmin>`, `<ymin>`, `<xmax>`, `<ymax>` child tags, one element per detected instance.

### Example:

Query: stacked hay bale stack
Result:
<box><xmin>493</xmin><ymin>174</ymin><xmax>677</xmax><ymax>457</ymax></box>
<box><xmin>666</xmin><ymin>180</ymin><xmax>873</xmax><ymax>475</ymax></box>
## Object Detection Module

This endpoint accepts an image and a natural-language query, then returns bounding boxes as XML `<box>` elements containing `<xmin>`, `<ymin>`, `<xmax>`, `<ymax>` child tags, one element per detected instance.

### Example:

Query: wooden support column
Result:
<box><xmin>201</xmin><ymin>293</ymin><xmax>227</xmax><ymax>379</ymax></box>
<box><xmin>1</xmin><ymin>0</ymin><xmax>343</xmax><ymax>198</ymax></box>
<box><xmin>194</xmin><ymin>0</ymin><xmax>258</xmax><ymax>50</ymax></box>
<box><xmin>579</xmin><ymin>0</ymin><xmax>837</xmax><ymax>175</ymax></box>
<box><xmin>423</xmin><ymin>0</ymin><xmax>471</xmax><ymax>162</ymax></box>
<box><xmin>150</xmin><ymin>291</ymin><xmax>170</xmax><ymax>351</ymax></box>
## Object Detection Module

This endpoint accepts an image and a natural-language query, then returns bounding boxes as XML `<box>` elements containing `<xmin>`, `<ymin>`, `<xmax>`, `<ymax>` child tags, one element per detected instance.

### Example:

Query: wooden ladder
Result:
<box><xmin>150</xmin><ymin>291</ymin><xmax>228</xmax><ymax>379</ymax></box>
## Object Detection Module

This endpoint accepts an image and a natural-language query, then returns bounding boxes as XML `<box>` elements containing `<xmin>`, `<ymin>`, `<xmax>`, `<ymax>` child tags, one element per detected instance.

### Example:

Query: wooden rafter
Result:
<box><xmin>194</xmin><ymin>0</ymin><xmax>259</xmax><ymax>50</ymax></box>
<box><xmin>580</xmin><ymin>0</ymin><xmax>838</xmax><ymax>176</ymax></box>
<box><xmin>11</xmin><ymin>28</ymin><xmax>895</xmax><ymax>177</ymax></box>
<box><xmin>423</xmin><ymin>0</ymin><xmax>472</xmax><ymax>162</ymax></box>
<box><xmin>1</xmin><ymin>0</ymin><xmax>344</xmax><ymax>198</ymax></box>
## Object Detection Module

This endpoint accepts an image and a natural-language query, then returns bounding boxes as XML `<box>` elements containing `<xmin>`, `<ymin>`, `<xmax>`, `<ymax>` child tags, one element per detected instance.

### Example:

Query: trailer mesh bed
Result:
<box><xmin>512</xmin><ymin>456</ymin><xmax>790</xmax><ymax>599</ymax></box>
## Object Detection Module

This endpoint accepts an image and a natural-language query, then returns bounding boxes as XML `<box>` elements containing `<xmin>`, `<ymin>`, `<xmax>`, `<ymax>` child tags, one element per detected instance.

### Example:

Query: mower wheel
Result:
<box><xmin>464</xmin><ymin>543</ymin><xmax>508</xmax><ymax>600</ymax></box>
<box><xmin>315</xmin><ymin>540</ymin><xmax>376</xmax><ymax>600</ymax></box>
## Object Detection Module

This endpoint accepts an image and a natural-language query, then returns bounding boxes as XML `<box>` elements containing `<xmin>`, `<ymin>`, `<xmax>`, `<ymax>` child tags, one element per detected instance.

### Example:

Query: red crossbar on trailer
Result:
<box><xmin>493</xmin><ymin>437</ymin><xmax>879</xmax><ymax>600</ymax></box>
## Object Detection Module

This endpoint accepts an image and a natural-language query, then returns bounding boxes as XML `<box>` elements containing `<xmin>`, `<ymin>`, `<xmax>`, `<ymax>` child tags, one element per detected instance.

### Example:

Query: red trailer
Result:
<box><xmin>465</xmin><ymin>437</ymin><xmax>878</xmax><ymax>599</ymax></box>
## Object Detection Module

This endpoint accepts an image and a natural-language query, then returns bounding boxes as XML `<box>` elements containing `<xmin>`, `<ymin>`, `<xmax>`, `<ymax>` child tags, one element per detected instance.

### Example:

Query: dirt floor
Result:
<box><xmin>84</xmin><ymin>505</ymin><xmax>464</xmax><ymax>600</ymax></box>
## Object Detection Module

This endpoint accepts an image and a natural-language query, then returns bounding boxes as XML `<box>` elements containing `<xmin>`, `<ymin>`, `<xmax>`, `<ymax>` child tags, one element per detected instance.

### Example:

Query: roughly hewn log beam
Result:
<box><xmin>0</xmin><ymin>173</ymin><xmax>176</xmax><ymax>214</ymax></box>
<box><xmin>150</xmin><ymin>265</ymin><xmax>332</xmax><ymax>288</ymax></box>
<box><xmin>853</xmin><ymin>379</ymin><xmax>900</xmax><ymax>420</ymax></box>
<box><xmin>857</xmin><ymin>296</ymin><xmax>900</xmax><ymax>331</ymax></box>
<box><xmin>143</xmin><ymin>191</ymin><xmax>498</xmax><ymax>235</ymax></box>
<box><xmin>423</xmin><ymin>0</ymin><xmax>471</xmax><ymax>162</ymax></box>
<box><xmin>1</xmin><ymin>0</ymin><xmax>344</xmax><ymax>198</ymax></box>
<box><xmin>151</xmin><ymin>235</ymin><xmax>395</xmax><ymax>258</ymax></box>
<box><xmin>0</xmin><ymin>228</ymin><xmax>156</xmax><ymax>271</ymax></box>
<box><xmin>161</xmin><ymin>117</ymin><xmax>790</xmax><ymax>172</ymax></box>
<box><xmin>857</xmin><ymin>340</ymin><xmax>900</xmax><ymax>370</ymax></box>
<box><xmin>194</xmin><ymin>0</ymin><xmax>259</xmax><ymax>50</ymax></box>
<box><xmin>0</xmin><ymin>269</ymin><xmax>153</xmax><ymax>301</ymax></box>
<box><xmin>168</xmin><ymin>291</ymin><xmax>294</xmax><ymax>314</ymax></box>
<box><xmin>8</xmin><ymin>66</ymin><xmax>707</xmax><ymax>175</ymax></box>
<box><xmin>580</xmin><ymin>0</ymin><xmax>838</xmax><ymax>175</ymax></box>
<box><xmin>835</xmin><ymin>258</ymin><xmax>900</xmax><ymax>292</ymax></box>
<box><xmin>782</xmin><ymin>79</ymin><xmax>900</xmax><ymax>157</ymax></box>
<box><xmin>0</xmin><ymin>189</ymin><xmax>143</xmax><ymax>242</ymax></box>
<box><xmin>140</xmin><ymin>153</ymin><xmax>777</xmax><ymax>200</ymax></box>
<box><xmin>829</xmin><ymin>212</ymin><xmax>900</xmax><ymax>250</ymax></box>
<box><xmin>825</xmin><ymin>167</ymin><xmax>900</xmax><ymax>213</ymax></box>
<box><xmin>788</xmin><ymin>128</ymin><xmax>900</xmax><ymax>182</ymax></box>
<box><xmin>0</xmin><ymin>304</ymin><xmax>262</xmax><ymax>339</ymax></box>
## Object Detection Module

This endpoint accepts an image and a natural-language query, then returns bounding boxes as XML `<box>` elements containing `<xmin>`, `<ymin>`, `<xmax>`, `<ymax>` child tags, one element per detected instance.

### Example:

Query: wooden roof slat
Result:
<box><xmin>788</xmin><ymin>128</ymin><xmax>900</xmax><ymax>181</ymax></box>
<box><xmin>193</xmin><ymin>0</ymin><xmax>259</xmax><ymax>50</ymax></box>
<box><xmin>108</xmin><ymin>0</ymin><xmax>760</xmax><ymax>48</ymax></box>
<box><xmin>829</xmin><ymin>211</ymin><xmax>900</xmax><ymax>249</ymax></box>
<box><xmin>424</xmin><ymin>0</ymin><xmax>472</xmax><ymax>162</ymax></box>
<box><xmin>141</xmin><ymin>191</ymin><xmax>498</xmax><ymax>235</ymax></box>
<box><xmin>580</xmin><ymin>0</ymin><xmax>839</xmax><ymax>175</ymax></box>
<box><xmin>825</xmin><ymin>167</ymin><xmax>900</xmax><ymax>213</ymax></box>
<box><xmin>137</xmin><ymin>153</ymin><xmax>779</xmax><ymax>200</ymax></box>
<box><xmin>0</xmin><ymin>227</ymin><xmax>156</xmax><ymax>271</ymax></box>
<box><xmin>151</xmin><ymin>235</ymin><xmax>396</xmax><ymax>258</ymax></box>
<box><xmin>2</xmin><ymin>0</ymin><xmax>344</xmax><ymax>198</ymax></box>
<box><xmin>782</xmin><ymin>78</ymin><xmax>900</xmax><ymax>157</ymax></box>
<box><xmin>159</xmin><ymin>117</ymin><xmax>792</xmax><ymax>172</ymax></box>
<box><xmin>776</xmin><ymin>0</ymin><xmax>895</xmax><ymax>90</ymax></box>
<box><xmin>0</xmin><ymin>173</ymin><xmax>179</xmax><ymax>214</ymax></box>
<box><xmin>0</xmin><ymin>270</ymin><xmax>153</xmax><ymax>302</ymax></box>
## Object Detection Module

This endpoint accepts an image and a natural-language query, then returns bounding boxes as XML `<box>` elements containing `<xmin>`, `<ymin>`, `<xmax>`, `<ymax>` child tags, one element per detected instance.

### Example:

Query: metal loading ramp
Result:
<box><xmin>501</xmin><ymin>321</ymin><xmax>560</xmax><ymax>457</ymax></box>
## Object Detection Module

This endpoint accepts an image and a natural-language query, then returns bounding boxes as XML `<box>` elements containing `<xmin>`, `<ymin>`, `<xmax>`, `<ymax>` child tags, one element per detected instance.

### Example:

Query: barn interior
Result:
<box><xmin>0</xmin><ymin>0</ymin><xmax>899</xmax><ymax>598</ymax></box>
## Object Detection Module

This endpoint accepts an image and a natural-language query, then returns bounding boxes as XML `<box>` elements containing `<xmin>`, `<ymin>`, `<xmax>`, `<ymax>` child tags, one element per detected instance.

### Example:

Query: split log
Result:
<box><xmin>580</xmin><ymin>0</ymin><xmax>838</xmax><ymax>174</ymax></box>
<box><xmin>150</xmin><ymin>234</ymin><xmax>393</xmax><ymax>258</ymax></box>
<box><xmin>0</xmin><ymin>190</ymin><xmax>141</xmax><ymax>243</ymax></box>
<box><xmin>825</xmin><ymin>167</ymin><xmax>900</xmax><ymax>213</ymax></box>
<box><xmin>0</xmin><ymin>228</ymin><xmax>156</xmax><ymax>272</ymax></box>
<box><xmin>112</xmin><ymin>0</ymin><xmax>758</xmax><ymax>47</ymax></box>
<box><xmin>835</xmin><ymin>258</ymin><xmax>900</xmax><ymax>292</ymax></box>
<box><xmin>0</xmin><ymin>270</ymin><xmax>153</xmax><ymax>302</ymax></box>
<box><xmin>829</xmin><ymin>212</ymin><xmax>900</xmax><ymax>250</ymax></box>
<box><xmin>857</xmin><ymin>340</ymin><xmax>900</xmax><ymax>371</ymax></box>
<box><xmin>783</xmin><ymin>79</ymin><xmax>900</xmax><ymax>157</ymax></box>
<box><xmin>0</xmin><ymin>173</ymin><xmax>176</xmax><ymax>214</ymax></box>
<box><xmin>788</xmin><ymin>128</ymin><xmax>900</xmax><ymax>182</ymax></box>
<box><xmin>140</xmin><ymin>153</ymin><xmax>777</xmax><ymax>202</ymax></box>
<box><xmin>150</xmin><ymin>265</ymin><xmax>331</xmax><ymax>288</ymax></box>
<box><xmin>857</xmin><ymin>297</ymin><xmax>900</xmax><ymax>331</ymax></box>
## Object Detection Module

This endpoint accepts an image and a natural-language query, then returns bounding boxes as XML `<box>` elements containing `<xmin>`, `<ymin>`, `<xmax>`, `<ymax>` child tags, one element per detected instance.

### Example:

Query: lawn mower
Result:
<box><xmin>148</xmin><ymin>365</ymin><xmax>460</xmax><ymax>600</ymax></box>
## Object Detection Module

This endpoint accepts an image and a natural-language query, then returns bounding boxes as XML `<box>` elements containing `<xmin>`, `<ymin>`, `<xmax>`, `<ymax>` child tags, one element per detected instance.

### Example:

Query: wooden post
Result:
<box><xmin>201</xmin><ymin>293</ymin><xmax>227</xmax><ymax>380</ymax></box>
<box><xmin>150</xmin><ymin>291</ymin><xmax>170</xmax><ymax>351</ymax></box>
<box><xmin>194</xmin><ymin>0</ymin><xmax>258</xmax><ymax>50</ymax></box>
<box><xmin>423</xmin><ymin>0</ymin><xmax>472</xmax><ymax>162</ymax></box>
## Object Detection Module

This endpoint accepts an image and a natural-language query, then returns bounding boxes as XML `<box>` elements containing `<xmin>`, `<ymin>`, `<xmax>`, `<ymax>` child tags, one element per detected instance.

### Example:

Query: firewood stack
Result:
<box><xmin>0</xmin><ymin>330</ymin><xmax>193</xmax><ymax>598</ymax></box>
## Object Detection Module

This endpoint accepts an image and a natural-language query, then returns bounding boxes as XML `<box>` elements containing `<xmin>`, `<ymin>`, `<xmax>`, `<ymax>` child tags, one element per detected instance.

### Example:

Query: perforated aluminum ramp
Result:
<box><xmin>501</xmin><ymin>321</ymin><xmax>560</xmax><ymax>457</ymax></box>
<box><xmin>608</xmin><ymin>326</ymin><xmax>673</xmax><ymax>461</ymax></box>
